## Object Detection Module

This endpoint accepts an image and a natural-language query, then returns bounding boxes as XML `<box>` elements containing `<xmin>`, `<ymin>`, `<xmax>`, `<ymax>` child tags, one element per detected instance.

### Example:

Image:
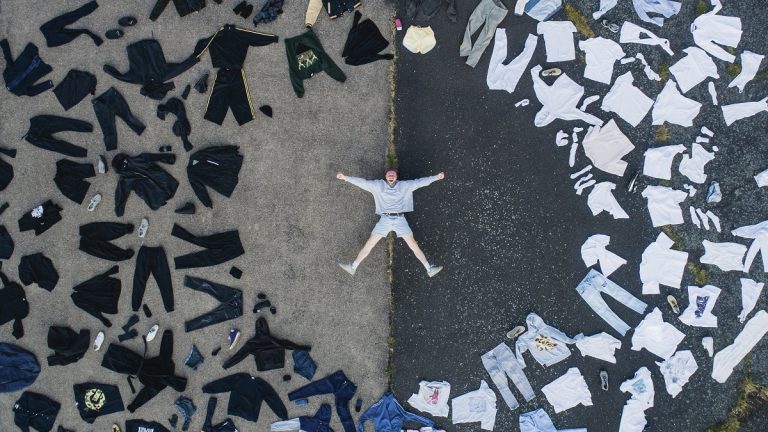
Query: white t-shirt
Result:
<box><xmin>537</xmin><ymin>21</ymin><xmax>577</xmax><ymax>62</ymax></box>
<box><xmin>580</xmin><ymin>37</ymin><xmax>626</xmax><ymax>84</ymax></box>
<box><xmin>679</xmin><ymin>143</ymin><xmax>715</xmax><ymax>184</ymax></box>
<box><xmin>639</xmin><ymin>232</ymin><xmax>688</xmax><ymax>294</ymax></box>
<box><xmin>643</xmin><ymin>144</ymin><xmax>686</xmax><ymax>180</ymax></box>
<box><xmin>670</xmin><ymin>46</ymin><xmax>719</xmax><ymax>93</ymax></box>
<box><xmin>541</xmin><ymin>368</ymin><xmax>593</xmax><ymax>413</ymax></box>
<box><xmin>451</xmin><ymin>381</ymin><xmax>497</xmax><ymax>431</ymax></box>
<box><xmin>679</xmin><ymin>285</ymin><xmax>721</xmax><ymax>328</ymax></box>
<box><xmin>656</xmin><ymin>350</ymin><xmax>698</xmax><ymax>398</ymax></box>
<box><xmin>632</xmin><ymin>307</ymin><xmax>686</xmax><ymax>360</ymax></box>
<box><xmin>407</xmin><ymin>381</ymin><xmax>451</xmax><ymax>417</ymax></box>
<box><xmin>641</xmin><ymin>185</ymin><xmax>688</xmax><ymax>227</ymax></box>
<box><xmin>602</xmin><ymin>72</ymin><xmax>654</xmax><ymax>127</ymax></box>
<box><xmin>619</xmin><ymin>367</ymin><xmax>655</xmax><ymax>432</ymax></box>
<box><xmin>574</xmin><ymin>332</ymin><xmax>622</xmax><ymax>363</ymax></box>
<box><xmin>700</xmin><ymin>240</ymin><xmax>747</xmax><ymax>272</ymax></box>
<box><xmin>588</xmin><ymin>182</ymin><xmax>630</xmax><ymax>219</ymax></box>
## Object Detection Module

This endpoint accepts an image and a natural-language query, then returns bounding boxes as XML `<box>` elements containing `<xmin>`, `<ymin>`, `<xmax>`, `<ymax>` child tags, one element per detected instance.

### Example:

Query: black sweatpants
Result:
<box><xmin>54</xmin><ymin>159</ymin><xmax>95</xmax><ymax>204</ymax></box>
<box><xmin>18</xmin><ymin>253</ymin><xmax>59</xmax><ymax>291</ymax></box>
<box><xmin>204</xmin><ymin>68</ymin><xmax>255</xmax><ymax>126</ymax></box>
<box><xmin>171</xmin><ymin>224</ymin><xmax>245</xmax><ymax>269</ymax></box>
<box><xmin>133</xmin><ymin>246</ymin><xmax>173</xmax><ymax>312</ymax></box>
<box><xmin>184</xmin><ymin>276</ymin><xmax>243</xmax><ymax>332</ymax></box>
<box><xmin>24</xmin><ymin>115</ymin><xmax>93</xmax><ymax>157</ymax></box>
<box><xmin>79</xmin><ymin>222</ymin><xmax>135</xmax><ymax>261</ymax></box>
<box><xmin>71</xmin><ymin>266</ymin><xmax>121</xmax><ymax>327</ymax></box>
<box><xmin>92</xmin><ymin>87</ymin><xmax>146</xmax><ymax>151</ymax></box>
<box><xmin>39</xmin><ymin>0</ymin><xmax>103</xmax><ymax>48</ymax></box>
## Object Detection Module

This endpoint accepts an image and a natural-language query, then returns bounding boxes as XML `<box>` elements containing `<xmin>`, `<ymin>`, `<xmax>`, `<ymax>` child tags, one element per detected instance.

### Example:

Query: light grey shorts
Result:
<box><xmin>372</xmin><ymin>215</ymin><xmax>412</xmax><ymax>237</ymax></box>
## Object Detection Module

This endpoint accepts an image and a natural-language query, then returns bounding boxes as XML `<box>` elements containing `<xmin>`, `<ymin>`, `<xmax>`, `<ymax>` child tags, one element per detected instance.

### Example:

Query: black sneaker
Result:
<box><xmin>105</xmin><ymin>29</ymin><xmax>124</xmax><ymax>40</ymax></box>
<box><xmin>241</xmin><ymin>3</ymin><xmax>254</xmax><ymax>18</ymax></box>
<box><xmin>118</xmin><ymin>16</ymin><xmax>137</xmax><ymax>27</ymax></box>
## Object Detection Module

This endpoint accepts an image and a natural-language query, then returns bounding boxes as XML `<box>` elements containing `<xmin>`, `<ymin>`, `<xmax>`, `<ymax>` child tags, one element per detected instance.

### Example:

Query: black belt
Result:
<box><xmin>383</xmin><ymin>213</ymin><xmax>404</xmax><ymax>217</ymax></box>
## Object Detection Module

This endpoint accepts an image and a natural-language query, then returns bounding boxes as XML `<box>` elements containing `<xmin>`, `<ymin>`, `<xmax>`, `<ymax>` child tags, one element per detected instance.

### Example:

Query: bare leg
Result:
<box><xmin>402</xmin><ymin>234</ymin><xmax>430</xmax><ymax>269</ymax></box>
<box><xmin>353</xmin><ymin>234</ymin><xmax>385</xmax><ymax>267</ymax></box>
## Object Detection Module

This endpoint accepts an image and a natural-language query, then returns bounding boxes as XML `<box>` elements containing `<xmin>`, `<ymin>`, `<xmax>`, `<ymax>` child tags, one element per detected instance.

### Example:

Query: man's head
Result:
<box><xmin>384</xmin><ymin>168</ymin><xmax>398</xmax><ymax>185</ymax></box>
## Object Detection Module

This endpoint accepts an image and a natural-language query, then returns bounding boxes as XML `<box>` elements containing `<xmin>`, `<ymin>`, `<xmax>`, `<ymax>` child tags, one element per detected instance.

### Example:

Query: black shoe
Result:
<box><xmin>233</xmin><ymin>1</ymin><xmax>247</xmax><ymax>14</ymax></box>
<box><xmin>194</xmin><ymin>73</ymin><xmax>209</xmax><ymax>93</ymax></box>
<box><xmin>259</xmin><ymin>105</ymin><xmax>273</xmax><ymax>118</ymax></box>
<box><xmin>105</xmin><ymin>29</ymin><xmax>124</xmax><ymax>40</ymax></box>
<box><xmin>118</xmin><ymin>16</ymin><xmax>137</xmax><ymax>27</ymax></box>
<box><xmin>175</xmin><ymin>202</ymin><xmax>196</xmax><ymax>214</ymax></box>
<box><xmin>181</xmin><ymin>84</ymin><xmax>191</xmax><ymax>100</ymax></box>
<box><xmin>241</xmin><ymin>3</ymin><xmax>254</xmax><ymax>18</ymax></box>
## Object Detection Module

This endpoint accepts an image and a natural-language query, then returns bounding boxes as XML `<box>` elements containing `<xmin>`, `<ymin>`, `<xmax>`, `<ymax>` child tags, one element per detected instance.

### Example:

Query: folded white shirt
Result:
<box><xmin>541</xmin><ymin>367</ymin><xmax>593</xmax><ymax>413</ymax></box>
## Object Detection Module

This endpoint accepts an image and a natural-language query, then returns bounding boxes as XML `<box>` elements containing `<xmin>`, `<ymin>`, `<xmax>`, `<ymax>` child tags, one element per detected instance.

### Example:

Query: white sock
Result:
<box><xmin>352</xmin><ymin>261</ymin><xmax>360</xmax><ymax>269</ymax></box>
<box><xmin>423</xmin><ymin>262</ymin><xmax>431</xmax><ymax>271</ymax></box>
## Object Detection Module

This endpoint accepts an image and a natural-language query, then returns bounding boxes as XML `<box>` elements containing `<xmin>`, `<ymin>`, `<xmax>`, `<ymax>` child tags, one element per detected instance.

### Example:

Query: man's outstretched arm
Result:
<box><xmin>336</xmin><ymin>172</ymin><xmax>377</xmax><ymax>193</ymax></box>
<box><xmin>405</xmin><ymin>172</ymin><xmax>445</xmax><ymax>191</ymax></box>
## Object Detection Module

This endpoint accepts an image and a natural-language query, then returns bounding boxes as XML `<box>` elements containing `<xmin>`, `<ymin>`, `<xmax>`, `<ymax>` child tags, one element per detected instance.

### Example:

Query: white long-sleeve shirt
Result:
<box><xmin>345</xmin><ymin>175</ymin><xmax>439</xmax><ymax>215</ymax></box>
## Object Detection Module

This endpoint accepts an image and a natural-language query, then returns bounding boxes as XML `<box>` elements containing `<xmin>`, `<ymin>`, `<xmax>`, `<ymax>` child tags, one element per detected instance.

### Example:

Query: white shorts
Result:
<box><xmin>372</xmin><ymin>215</ymin><xmax>412</xmax><ymax>238</ymax></box>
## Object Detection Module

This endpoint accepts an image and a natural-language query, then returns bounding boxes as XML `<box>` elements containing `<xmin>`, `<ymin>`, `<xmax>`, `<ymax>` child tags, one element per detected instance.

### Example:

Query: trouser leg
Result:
<box><xmin>231</xmin><ymin>69</ymin><xmax>255</xmax><ymax>126</ymax></box>
<box><xmin>204</xmin><ymin>70</ymin><xmax>231</xmax><ymax>125</ymax></box>
<box><xmin>481</xmin><ymin>349</ymin><xmax>519</xmax><ymax>409</ymax></box>
<box><xmin>496</xmin><ymin>343</ymin><xmax>535</xmax><ymax>402</ymax></box>
<box><xmin>151</xmin><ymin>247</ymin><xmax>174</xmax><ymax>312</ymax></box>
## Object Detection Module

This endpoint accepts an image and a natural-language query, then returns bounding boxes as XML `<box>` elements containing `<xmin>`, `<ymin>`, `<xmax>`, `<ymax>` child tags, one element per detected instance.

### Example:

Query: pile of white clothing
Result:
<box><xmin>451</xmin><ymin>380</ymin><xmax>497</xmax><ymax>431</ymax></box>
<box><xmin>620</xmin><ymin>367</ymin><xmax>655</xmax><ymax>432</ymax></box>
<box><xmin>656</xmin><ymin>350</ymin><xmax>698</xmax><ymax>398</ymax></box>
<box><xmin>632</xmin><ymin>308</ymin><xmax>686</xmax><ymax>360</ymax></box>
<box><xmin>541</xmin><ymin>367</ymin><xmax>593</xmax><ymax>413</ymax></box>
<box><xmin>407</xmin><ymin>381</ymin><xmax>451</xmax><ymax>417</ymax></box>
<box><xmin>639</xmin><ymin>232</ymin><xmax>688</xmax><ymax>295</ymax></box>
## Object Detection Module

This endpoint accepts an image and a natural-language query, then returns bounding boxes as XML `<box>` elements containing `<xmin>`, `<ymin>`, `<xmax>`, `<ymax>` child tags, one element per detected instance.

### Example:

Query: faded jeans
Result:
<box><xmin>519</xmin><ymin>409</ymin><xmax>587</xmax><ymax>432</ymax></box>
<box><xmin>459</xmin><ymin>0</ymin><xmax>508</xmax><ymax>68</ymax></box>
<box><xmin>481</xmin><ymin>342</ymin><xmax>535</xmax><ymax>410</ymax></box>
<box><xmin>576</xmin><ymin>269</ymin><xmax>647</xmax><ymax>336</ymax></box>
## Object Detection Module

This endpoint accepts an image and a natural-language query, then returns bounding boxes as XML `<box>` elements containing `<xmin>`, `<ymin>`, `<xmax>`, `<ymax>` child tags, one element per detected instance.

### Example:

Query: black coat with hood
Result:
<box><xmin>112</xmin><ymin>153</ymin><xmax>179</xmax><ymax>217</ymax></box>
<box><xmin>223</xmin><ymin>317</ymin><xmax>310</xmax><ymax>371</ymax></box>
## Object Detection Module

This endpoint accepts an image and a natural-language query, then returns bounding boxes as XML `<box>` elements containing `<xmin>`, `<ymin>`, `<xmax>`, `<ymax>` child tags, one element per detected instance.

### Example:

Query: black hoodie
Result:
<box><xmin>112</xmin><ymin>153</ymin><xmax>179</xmax><ymax>217</ymax></box>
<box><xmin>223</xmin><ymin>317</ymin><xmax>310</xmax><ymax>371</ymax></box>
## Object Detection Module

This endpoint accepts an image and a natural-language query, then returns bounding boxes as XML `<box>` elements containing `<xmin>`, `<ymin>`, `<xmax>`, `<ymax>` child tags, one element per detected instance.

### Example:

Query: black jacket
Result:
<box><xmin>47</xmin><ymin>327</ymin><xmax>89</xmax><ymax>366</ymax></box>
<box><xmin>73</xmin><ymin>382</ymin><xmax>125</xmax><ymax>423</ymax></box>
<box><xmin>1</xmin><ymin>39</ymin><xmax>53</xmax><ymax>97</ymax></box>
<box><xmin>18</xmin><ymin>200</ymin><xmax>62</xmax><ymax>236</ymax></box>
<box><xmin>0</xmin><ymin>343</ymin><xmax>40</xmax><ymax>392</ymax></box>
<box><xmin>101</xmin><ymin>330</ymin><xmax>186</xmax><ymax>412</ymax></box>
<box><xmin>150</xmin><ymin>0</ymin><xmax>206</xmax><ymax>21</ymax></box>
<box><xmin>202</xmin><ymin>373</ymin><xmax>287</xmax><ymax>422</ymax></box>
<box><xmin>13</xmin><ymin>391</ymin><xmax>60</xmax><ymax>432</ymax></box>
<box><xmin>104</xmin><ymin>39</ymin><xmax>198</xmax><ymax>99</ymax></box>
<box><xmin>224</xmin><ymin>317</ymin><xmax>310</xmax><ymax>371</ymax></box>
<box><xmin>0</xmin><ymin>225</ymin><xmax>13</xmax><ymax>259</ymax></box>
<box><xmin>187</xmin><ymin>146</ymin><xmax>243</xmax><ymax>208</ymax></box>
<box><xmin>342</xmin><ymin>11</ymin><xmax>394</xmax><ymax>66</ymax></box>
<box><xmin>112</xmin><ymin>153</ymin><xmax>179</xmax><ymax>217</ymax></box>
<box><xmin>195</xmin><ymin>24</ymin><xmax>278</xmax><ymax>69</ymax></box>
<box><xmin>0</xmin><ymin>269</ymin><xmax>29</xmax><ymax>339</ymax></box>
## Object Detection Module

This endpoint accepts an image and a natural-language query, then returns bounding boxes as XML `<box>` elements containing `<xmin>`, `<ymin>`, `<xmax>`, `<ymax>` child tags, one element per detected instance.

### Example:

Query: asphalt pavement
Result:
<box><xmin>391</xmin><ymin>1</ymin><xmax>768</xmax><ymax>431</ymax></box>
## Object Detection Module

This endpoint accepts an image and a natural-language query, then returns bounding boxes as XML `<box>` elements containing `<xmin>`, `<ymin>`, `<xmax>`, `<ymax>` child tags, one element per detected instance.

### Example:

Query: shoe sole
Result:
<box><xmin>428</xmin><ymin>267</ymin><xmax>443</xmax><ymax>277</ymax></box>
<box><xmin>338</xmin><ymin>263</ymin><xmax>356</xmax><ymax>276</ymax></box>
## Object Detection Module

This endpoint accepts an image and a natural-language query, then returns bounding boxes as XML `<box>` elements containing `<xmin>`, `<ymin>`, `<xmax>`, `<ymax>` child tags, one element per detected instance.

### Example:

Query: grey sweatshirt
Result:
<box><xmin>345</xmin><ymin>175</ymin><xmax>439</xmax><ymax>215</ymax></box>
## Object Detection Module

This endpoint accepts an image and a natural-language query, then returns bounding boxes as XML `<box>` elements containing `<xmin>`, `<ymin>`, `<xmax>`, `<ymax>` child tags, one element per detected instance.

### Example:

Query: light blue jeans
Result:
<box><xmin>519</xmin><ymin>409</ymin><xmax>587</xmax><ymax>432</ymax></box>
<box><xmin>576</xmin><ymin>269</ymin><xmax>647</xmax><ymax>336</ymax></box>
<box><xmin>481</xmin><ymin>342</ymin><xmax>535</xmax><ymax>410</ymax></box>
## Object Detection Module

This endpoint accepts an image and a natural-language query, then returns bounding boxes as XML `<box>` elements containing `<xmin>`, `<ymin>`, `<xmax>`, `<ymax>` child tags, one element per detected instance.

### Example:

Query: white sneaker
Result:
<box><xmin>138</xmin><ymin>218</ymin><xmax>149</xmax><ymax>238</ymax></box>
<box><xmin>338</xmin><ymin>262</ymin><xmax>356</xmax><ymax>276</ymax></box>
<box><xmin>145</xmin><ymin>324</ymin><xmax>159</xmax><ymax>342</ymax></box>
<box><xmin>506</xmin><ymin>325</ymin><xmax>526</xmax><ymax>340</ymax></box>
<box><xmin>427</xmin><ymin>265</ymin><xmax>443</xmax><ymax>278</ymax></box>
<box><xmin>97</xmin><ymin>155</ymin><xmax>107</xmax><ymax>174</ymax></box>
<box><xmin>86</xmin><ymin>193</ymin><xmax>102</xmax><ymax>212</ymax></box>
<box><xmin>93</xmin><ymin>331</ymin><xmax>105</xmax><ymax>351</ymax></box>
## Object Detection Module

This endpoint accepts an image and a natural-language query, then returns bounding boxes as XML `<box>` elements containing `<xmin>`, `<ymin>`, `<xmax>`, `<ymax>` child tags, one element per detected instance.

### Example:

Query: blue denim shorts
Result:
<box><xmin>372</xmin><ymin>215</ymin><xmax>412</xmax><ymax>237</ymax></box>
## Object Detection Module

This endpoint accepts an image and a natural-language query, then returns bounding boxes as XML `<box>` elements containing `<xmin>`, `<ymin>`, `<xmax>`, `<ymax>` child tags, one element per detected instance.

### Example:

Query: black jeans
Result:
<box><xmin>92</xmin><ymin>87</ymin><xmax>146</xmax><ymax>151</ymax></box>
<box><xmin>54</xmin><ymin>159</ymin><xmax>95</xmax><ymax>204</ymax></box>
<box><xmin>203</xmin><ymin>397</ymin><xmax>238</xmax><ymax>432</ymax></box>
<box><xmin>184</xmin><ymin>276</ymin><xmax>242</xmax><ymax>332</ymax></box>
<box><xmin>39</xmin><ymin>0</ymin><xmax>103</xmax><ymax>47</ymax></box>
<box><xmin>172</xmin><ymin>224</ymin><xmax>245</xmax><ymax>269</ymax></box>
<box><xmin>24</xmin><ymin>115</ymin><xmax>93</xmax><ymax>157</ymax></box>
<box><xmin>288</xmin><ymin>370</ymin><xmax>358</xmax><ymax>432</ymax></box>
<box><xmin>133</xmin><ymin>246</ymin><xmax>173</xmax><ymax>312</ymax></box>
<box><xmin>204</xmin><ymin>68</ymin><xmax>255</xmax><ymax>126</ymax></box>
<box><xmin>79</xmin><ymin>222</ymin><xmax>135</xmax><ymax>261</ymax></box>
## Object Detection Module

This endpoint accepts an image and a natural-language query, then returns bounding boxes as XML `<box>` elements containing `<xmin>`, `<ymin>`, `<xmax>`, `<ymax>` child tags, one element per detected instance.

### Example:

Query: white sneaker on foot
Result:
<box><xmin>338</xmin><ymin>262</ymin><xmax>356</xmax><ymax>276</ymax></box>
<box><xmin>93</xmin><ymin>331</ymin><xmax>105</xmax><ymax>351</ymax></box>
<box><xmin>87</xmin><ymin>193</ymin><xmax>102</xmax><ymax>212</ymax></box>
<box><xmin>138</xmin><ymin>218</ymin><xmax>149</xmax><ymax>238</ymax></box>
<box><xmin>145</xmin><ymin>324</ymin><xmax>159</xmax><ymax>342</ymax></box>
<box><xmin>427</xmin><ymin>265</ymin><xmax>443</xmax><ymax>278</ymax></box>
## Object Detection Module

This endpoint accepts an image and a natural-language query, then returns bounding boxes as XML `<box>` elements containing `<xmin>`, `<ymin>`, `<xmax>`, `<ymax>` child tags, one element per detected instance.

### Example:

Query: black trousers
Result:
<box><xmin>184</xmin><ymin>276</ymin><xmax>243</xmax><ymax>332</ymax></box>
<box><xmin>18</xmin><ymin>252</ymin><xmax>59</xmax><ymax>291</ymax></box>
<box><xmin>25</xmin><ymin>115</ymin><xmax>93</xmax><ymax>157</ymax></box>
<box><xmin>288</xmin><ymin>370</ymin><xmax>358</xmax><ymax>432</ymax></box>
<box><xmin>71</xmin><ymin>266</ymin><xmax>121</xmax><ymax>327</ymax></box>
<box><xmin>203</xmin><ymin>397</ymin><xmax>238</xmax><ymax>432</ymax></box>
<box><xmin>204</xmin><ymin>68</ymin><xmax>255</xmax><ymax>126</ymax></box>
<box><xmin>92</xmin><ymin>87</ymin><xmax>146</xmax><ymax>151</ymax></box>
<box><xmin>39</xmin><ymin>0</ymin><xmax>103</xmax><ymax>47</ymax></box>
<box><xmin>79</xmin><ymin>222</ymin><xmax>135</xmax><ymax>261</ymax></box>
<box><xmin>172</xmin><ymin>224</ymin><xmax>245</xmax><ymax>269</ymax></box>
<box><xmin>54</xmin><ymin>159</ymin><xmax>95</xmax><ymax>204</ymax></box>
<box><xmin>133</xmin><ymin>246</ymin><xmax>174</xmax><ymax>312</ymax></box>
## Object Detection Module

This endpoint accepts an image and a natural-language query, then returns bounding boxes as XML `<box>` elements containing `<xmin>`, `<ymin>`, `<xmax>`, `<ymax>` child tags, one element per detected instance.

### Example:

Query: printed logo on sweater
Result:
<box><xmin>84</xmin><ymin>388</ymin><xmax>106</xmax><ymax>410</ymax></box>
<box><xmin>535</xmin><ymin>335</ymin><xmax>558</xmax><ymax>351</ymax></box>
<box><xmin>695</xmin><ymin>296</ymin><xmax>710</xmax><ymax>318</ymax></box>
<box><xmin>297</xmin><ymin>50</ymin><xmax>319</xmax><ymax>70</ymax></box>
<box><xmin>138</xmin><ymin>427</ymin><xmax>155</xmax><ymax>432</ymax></box>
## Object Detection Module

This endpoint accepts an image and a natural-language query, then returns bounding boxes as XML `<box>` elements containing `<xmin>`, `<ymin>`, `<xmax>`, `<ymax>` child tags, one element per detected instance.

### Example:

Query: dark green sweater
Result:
<box><xmin>284</xmin><ymin>29</ymin><xmax>346</xmax><ymax>98</ymax></box>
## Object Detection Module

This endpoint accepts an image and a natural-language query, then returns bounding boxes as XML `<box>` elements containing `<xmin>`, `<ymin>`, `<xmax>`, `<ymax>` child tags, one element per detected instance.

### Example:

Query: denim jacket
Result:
<box><xmin>515</xmin><ymin>313</ymin><xmax>575</xmax><ymax>368</ymax></box>
<box><xmin>358</xmin><ymin>392</ymin><xmax>433</xmax><ymax>432</ymax></box>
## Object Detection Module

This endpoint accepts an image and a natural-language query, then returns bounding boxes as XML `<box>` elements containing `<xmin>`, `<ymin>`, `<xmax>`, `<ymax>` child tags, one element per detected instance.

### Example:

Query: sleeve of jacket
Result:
<box><xmin>222</xmin><ymin>342</ymin><xmax>254</xmax><ymax>369</ymax></box>
<box><xmin>238</xmin><ymin>28</ymin><xmax>279</xmax><ymax>46</ymax></box>
<box><xmin>103</xmin><ymin>63</ymin><xmax>140</xmax><ymax>84</ymax></box>
<box><xmin>271</xmin><ymin>336</ymin><xmax>311</xmax><ymax>352</ymax></box>
<box><xmin>140</xmin><ymin>153</ymin><xmax>176</xmax><ymax>164</ymax></box>
<box><xmin>188</xmin><ymin>175</ymin><xmax>213</xmax><ymax>208</ymax></box>
<box><xmin>259</xmin><ymin>379</ymin><xmax>289</xmax><ymax>420</ymax></box>
<box><xmin>541</xmin><ymin>325</ymin><xmax>576</xmax><ymax>345</ymax></box>
<box><xmin>285</xmin><ymin>42</ymin><xmax>305</xmax><ymax>98</ymax></box>
<box><xmin>305</xmin><ymin>0</ymin><xmax>323</xmax><ymax>27</ymax></box>
<box><xmin>320</xmin><ymin>51</ymin><xmax>347</xmax><ymax>83</ymax></box>
<box><xmin>402</xmin><ymin>407</ymin><xmax>435</xmax><ymax>428</ymax></box>
<box><xmin>202</xmin><ymin>373</ymin><xmax>245</xmax><ymax>393</ymax></box>
<box><xmin>344</xmin><ymin>176</ymin><xmax>377</xmax><ymax>193</ymax></box>
<box><xmin>357</xmin><ymin>400</ymin><xmax>380</xmax><ymax>431</ymax></box>
<box><xmin>1</xmin><ymin>39</ymin><xmax>15</xmax><ymax>65</ymax></box>
<box><xmin>149</xmin><ymin>0</ymin><xmax>171</xmax><ymax>21</ymax></box>
<box><xmin>404</xmin><ymin>175</ymin><xmax>439</xmax><ymax>192</ymax></box>
<box><xmin>114</xmin><ymin>179</ymin><xmax>130</xmax><ymax>217</ymax></box>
